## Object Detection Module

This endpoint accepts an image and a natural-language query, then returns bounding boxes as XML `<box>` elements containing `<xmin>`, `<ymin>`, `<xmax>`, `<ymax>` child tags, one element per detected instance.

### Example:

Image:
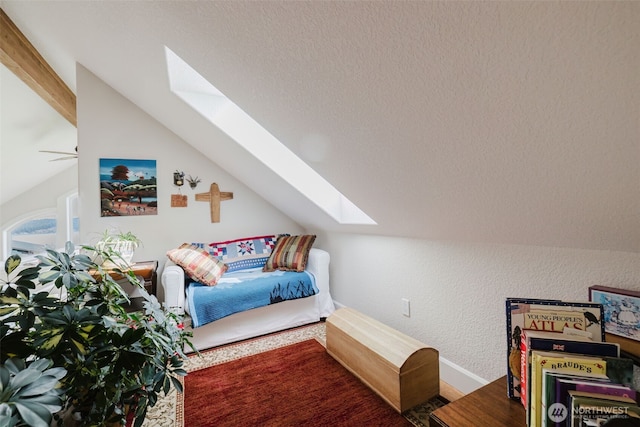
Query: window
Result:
<box><xmin>9</xmin><ymin>209</ymin><xmax>58</xmax><ymax>255</ymax></box>
<box><xmin>2</xmin><ymin>192</ymin><xmax>79</xmax><ymax>260</ymax></box>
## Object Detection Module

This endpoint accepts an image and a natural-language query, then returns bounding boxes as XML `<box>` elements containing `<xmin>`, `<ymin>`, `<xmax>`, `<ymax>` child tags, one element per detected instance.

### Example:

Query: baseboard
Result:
<box><xmin>439</xmin><ymin>380</ymin><xmax>464</xmax><ymax>402</ymax></box>
<box><xmin>439</xmin><ymin>357</ymin><xmax>488</xmax><ymax>398</ymax></box>
<box><xmin>333</xmin><ymin>300</ymin><xmax>346</xmax><ymax>310</ymax></box>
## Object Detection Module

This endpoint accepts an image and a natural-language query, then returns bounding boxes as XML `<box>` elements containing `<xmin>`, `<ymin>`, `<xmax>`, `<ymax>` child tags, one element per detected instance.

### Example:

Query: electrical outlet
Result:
<box><xmin>401</xmin><ymin>298</ymin><xmax>410</xmax><ymax>317</ymax></box>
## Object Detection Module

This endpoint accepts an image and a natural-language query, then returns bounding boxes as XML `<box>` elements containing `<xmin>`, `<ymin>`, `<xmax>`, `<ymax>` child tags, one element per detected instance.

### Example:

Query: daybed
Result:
<box><xmin>161</xmin><ymin>235</ymin><xmax>335</xmax><ymax>351</ymax></box>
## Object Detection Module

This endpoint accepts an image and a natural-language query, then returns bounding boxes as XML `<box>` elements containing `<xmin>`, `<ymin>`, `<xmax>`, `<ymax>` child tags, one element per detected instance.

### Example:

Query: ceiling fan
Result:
<box><xmin>39</xmin><ymin>146</ymin><xmax>78</xmax><ymax>161</ymax></box>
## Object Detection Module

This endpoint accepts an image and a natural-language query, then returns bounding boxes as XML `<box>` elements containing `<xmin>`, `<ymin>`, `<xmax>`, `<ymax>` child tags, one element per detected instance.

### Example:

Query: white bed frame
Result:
<box><xmin>161</xmin><ymin>248</ymin><xmax>335</xmax><ymax>351</ymax></box>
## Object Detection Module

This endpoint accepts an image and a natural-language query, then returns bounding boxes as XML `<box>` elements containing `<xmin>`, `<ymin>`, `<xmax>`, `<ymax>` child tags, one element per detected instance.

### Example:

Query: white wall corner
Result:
<box><xmin>332</xmin><ymin>300</ymin><xmax>346</xmax><ymax>310</ymax></box>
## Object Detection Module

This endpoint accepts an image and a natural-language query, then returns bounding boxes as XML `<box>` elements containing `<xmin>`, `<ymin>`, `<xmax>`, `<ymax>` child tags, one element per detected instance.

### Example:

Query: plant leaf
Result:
<box><xmin>37</xmin><ymin>270</ymin><xmax>59</xmax><ymax>284</ymax></box>
<box><xmin>10</xmin><ymin>368</ymin><xmax>41</xmax><ymax>390</ymax></box>
<box><xmin>0</xmin><ymin>367</ymin><xmax>10</xmax><ymax>389</ymax></box>
<box><xmin>27</xmin><ymin>359</ymin><xmax>50</xmax><ymax>372</ymax></box>
<box><xmin>170</xmin><ymin>375</ymin><xmax>183</xmax><ymax>393</ymax></box>
<box><xmin>64</xmin><ymin>241</ymin><xmax>75</xmax><ymax>255</ymax></box>
<box><xmin>13</xmin><ymin>402</ymin><xmax>51</xmax><ymax>427</ymax></box>
<box><xmin>42</xmin><ymin>367</ymin><xmax>66</xmax><ymax>381</ymax></box>
<box><xmin>0</xmin><ymin>296</ymin><xmax>21</xmax><ymax>305</ymax></box>
<box><xmin>20</xmin><ymin>375</ymin><xmax>62</xmax><ymax>397</ymax></box>
<box><xmin>70</xmin><ymin>338</ymin><xmax>86</xmax><ymax>354</ymax></box>
<box><xmin>0</xmin><ymin>414</ymin><xmax>18</xmax><ymax>427</ymax></box>
<box><xmin>39</xmin><ymin>332</ymin><xmax>64</xmax><ymax>351</ymax></box>
<box><xmin>4</xmin><ymin>255</ymin><xmax>21</xmax><ymax>275</ymax></box>
<box><xmin>4</xmin><ymin>359</ymin><xmax>25</xmax><ymax>375</ymax></box>
<box><xmin>0</xmin><ymin>306</ymin><xmax>19</xmax><ymax>316</ymax></box>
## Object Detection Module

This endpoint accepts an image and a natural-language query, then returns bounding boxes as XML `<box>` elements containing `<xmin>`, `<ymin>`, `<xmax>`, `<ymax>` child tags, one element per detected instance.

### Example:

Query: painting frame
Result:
<box><xmin>99</xmin><ymin>158</ymin><xmax>157</xmax><ymax>217</ymax></box>
<box><xmin>588</xmin><ymin>285</ymin><xmax>640</xmax><ymax>342</ymax></box>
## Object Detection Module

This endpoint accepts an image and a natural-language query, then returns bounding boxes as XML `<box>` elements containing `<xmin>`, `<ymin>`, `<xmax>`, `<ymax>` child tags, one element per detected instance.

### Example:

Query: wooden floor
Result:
<box><xmin>439</xmin><ymin>380</ymin><xmax>464</xmax><ymax>402</ymax></box>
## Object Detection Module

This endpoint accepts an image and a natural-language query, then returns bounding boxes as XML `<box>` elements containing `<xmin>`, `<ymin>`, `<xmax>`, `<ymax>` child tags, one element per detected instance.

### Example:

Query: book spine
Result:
<box><xmin>528</xmin><ymin>338</ymin><xmax>619</xmax><ymax>358</ymax></box>
<box><xmin>576</xmin><ymin>383</ymin><xmax>636</xmax><ymax>400</ymax></box>
<box><xmin>553</xmin><ymin>378</ymin><xmax>611</xmax><ymax>427</ymax></box>
<box><xmin>555</xmin><ymin>380</ymin><xmax>576</xmax><ymax>427</ymax></box>
<box><xmin>531</xmin><ymin>354</ymin><xmax>607</xmax><ymax>427</ymax></box>
<box><xmin>520</xmin><ymin>333</ymin><xmax>528</xmax><ymax>408</ymax></box>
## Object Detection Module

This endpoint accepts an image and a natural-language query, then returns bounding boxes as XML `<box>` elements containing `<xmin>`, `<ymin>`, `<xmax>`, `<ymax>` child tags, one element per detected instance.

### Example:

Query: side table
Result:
<box><xmin>127</xmin><ymin>260</ymin><xmax>158</xmax><ymax>296</ymax></box>
<box><xmin>429</xmin><ymin>376</ymin><xmax>525</xmax><ymax>427</ymax></box>
<box><xmin>91</xmin><ymin>260</ymin><xmax>158</xmax><ymax>296</ymax></box>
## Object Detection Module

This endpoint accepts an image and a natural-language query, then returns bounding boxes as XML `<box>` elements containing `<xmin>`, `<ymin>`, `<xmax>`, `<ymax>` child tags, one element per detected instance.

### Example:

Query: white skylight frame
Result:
<box><xmin>164</xmin><ymin>47</ymin><xmax>375</xmax><ymax>225</ymax></box>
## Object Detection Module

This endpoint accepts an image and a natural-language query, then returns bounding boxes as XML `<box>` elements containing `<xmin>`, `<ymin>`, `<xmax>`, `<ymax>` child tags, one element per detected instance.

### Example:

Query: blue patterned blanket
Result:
<box><xmin>186</xmin><ymin>268</ymin><xmax>318</xmax><ymax>328</ymax></box>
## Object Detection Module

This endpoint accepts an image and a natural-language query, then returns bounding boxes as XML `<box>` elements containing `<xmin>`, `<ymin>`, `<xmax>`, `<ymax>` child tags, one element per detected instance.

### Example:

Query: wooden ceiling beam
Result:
<box><xmin>0</xmin><ymin>7</ymin><xmax>76</xmax><ymax>126</ymax></box>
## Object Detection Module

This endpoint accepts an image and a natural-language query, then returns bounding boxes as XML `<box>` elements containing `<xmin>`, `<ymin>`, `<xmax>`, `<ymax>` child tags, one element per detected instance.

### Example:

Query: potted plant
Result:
<box><xmin>186</xmin><ymin>175</ymin><xmax>201</xmax><ymax>189</ymax></box>
<box><xmin>0</xmin><ymin>242</ymin><xmax>193</xmax><ymax>427</ymax></box>
<box><xmin>95</xmin><ymin>230</ymin><xmax>142</xmax><ymax>268</ymax></box>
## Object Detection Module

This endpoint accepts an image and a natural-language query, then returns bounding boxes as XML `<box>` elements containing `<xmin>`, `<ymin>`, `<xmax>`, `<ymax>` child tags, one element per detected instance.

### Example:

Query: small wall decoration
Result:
<box><xmin>195</xmin><ymin>183</ymin><xmax>233</xmax><ymax>223</ymax></box>
<box><xmin>171</xmin><ymin>194</ymin><xmax>188</xmax><ymax>208</ymax></box>
<box><xmin>186</xmin><ymin>175</ymin><xmax>201</xmax><ymax>189</ymax></box>
<box><xmin>173</xmin><ymin>170</ymin><xmax>185</xmax><ymax>187</ymax></box>
<box><xmin>589</xmin><ymin>285</ymin><xmax>640</xmax><ymax>341</ymax></box>
<box><xmin>100</xmin><ymin>158</ymin><xmax>157</xmax><ymax>217</ymax></box>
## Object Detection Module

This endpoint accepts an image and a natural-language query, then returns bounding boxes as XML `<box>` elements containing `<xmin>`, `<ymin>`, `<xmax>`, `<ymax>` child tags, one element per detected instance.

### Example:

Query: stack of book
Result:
<box><xmin>506</xmin><ymin>298</ymin><xmax>639</xmax><ymax>426</ymax></box>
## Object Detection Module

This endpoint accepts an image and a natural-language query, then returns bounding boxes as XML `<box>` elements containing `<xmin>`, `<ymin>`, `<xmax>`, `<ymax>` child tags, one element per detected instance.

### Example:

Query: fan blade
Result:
<box><xmin>49</xmin><ymin>156</ymin><xmax>77</xmax><ymax>162</ymax></box>
<box><xmin>40</xmin><ymin>150</ymin><xmax>77</xmax><ymax>156</ymax></box>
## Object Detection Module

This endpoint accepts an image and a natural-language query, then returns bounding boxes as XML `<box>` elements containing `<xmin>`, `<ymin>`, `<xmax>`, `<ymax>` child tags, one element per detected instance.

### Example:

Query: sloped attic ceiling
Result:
<box><xmin>2</xmin><ymin>1</ymin><xmax>638</xmax><ymax>253</ymax></box>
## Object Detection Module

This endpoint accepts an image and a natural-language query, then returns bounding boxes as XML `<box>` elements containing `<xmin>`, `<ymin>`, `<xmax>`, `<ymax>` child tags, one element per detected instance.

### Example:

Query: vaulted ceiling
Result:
<box><xmin>1</xmin><ymin>1</ymin><xmax>638</xmax><ymax>252</ymax></box>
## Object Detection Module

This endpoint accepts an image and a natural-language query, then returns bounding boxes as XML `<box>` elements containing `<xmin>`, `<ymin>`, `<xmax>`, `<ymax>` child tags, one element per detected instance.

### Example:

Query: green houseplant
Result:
<box><xmin>95</xmin><ymin>230</ymin><xmax>142</xmax><ymax>268</ymax></box>
<box><xmin>0</xmin><ymin>242</ymin><xmax>193</xmax><ymax>427</ymax></box>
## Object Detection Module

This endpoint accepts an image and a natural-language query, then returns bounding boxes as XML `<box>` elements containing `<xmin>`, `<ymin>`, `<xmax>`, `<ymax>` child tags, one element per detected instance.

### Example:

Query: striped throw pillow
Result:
<box><xmin>167</xmin><ymin>244</ymin><xmax>228</xmax><ymax>286</ymax></box>
<box><xmin>263</xmin><ymin>235</ymin><xmax>316</xmax><ymax>272</ymax></box>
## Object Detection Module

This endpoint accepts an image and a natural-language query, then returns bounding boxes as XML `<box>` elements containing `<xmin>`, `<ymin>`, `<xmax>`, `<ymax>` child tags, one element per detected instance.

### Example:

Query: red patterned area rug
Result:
<box><xmin>183</xmin><ymin>338</ymin><xmax>412</xmax><ymax>426</ymax></box>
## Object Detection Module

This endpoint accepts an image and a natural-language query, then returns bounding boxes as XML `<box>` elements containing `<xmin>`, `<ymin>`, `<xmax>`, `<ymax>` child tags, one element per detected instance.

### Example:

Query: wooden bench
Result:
<box><xmin>326</xmin><ymin>307</ymin><xmax>439</xmax><ymax>412</ymax></box>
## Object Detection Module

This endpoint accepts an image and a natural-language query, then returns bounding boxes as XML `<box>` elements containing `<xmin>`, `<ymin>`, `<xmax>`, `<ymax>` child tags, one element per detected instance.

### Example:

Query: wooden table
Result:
<box><xmin>92</xmin><ymin>260</ymin><xmax>158</xmax><ymax>295</ymax></box>
<box><xmin>429</xmin><ymin>376</ymin><xmax>525</xmax><ymax>427</ymax></box>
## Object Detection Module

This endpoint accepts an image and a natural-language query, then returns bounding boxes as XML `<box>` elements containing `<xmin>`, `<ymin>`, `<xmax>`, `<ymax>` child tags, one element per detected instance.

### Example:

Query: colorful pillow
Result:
<box><xmin>167</xmin><ymin>244</ymin><xmax>228</xmax><ymax>286</ymax></box>
<box><xmin>263</xmin><ymin>235</ymin><xmax>316</xmax><ymax>272</ymax></box>
<box><xmin>208</xmin><ymin>235</ymin><xmax>278</xmax><ymax>272</ymax></box>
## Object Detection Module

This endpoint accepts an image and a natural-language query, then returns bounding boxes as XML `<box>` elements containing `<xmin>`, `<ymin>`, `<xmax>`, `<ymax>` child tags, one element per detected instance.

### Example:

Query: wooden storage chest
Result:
<box><xmin>326</xmin><ymin>307</ymin><xmax>439</xmax><ymax>412</ymax></box>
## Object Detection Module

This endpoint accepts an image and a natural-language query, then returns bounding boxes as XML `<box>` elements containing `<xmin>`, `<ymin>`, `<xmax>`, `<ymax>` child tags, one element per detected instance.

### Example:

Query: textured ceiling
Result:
<box><xmin>1</xmin><ymin>1</ymin><xmax>638</xmax><ymax>252</ymax></box>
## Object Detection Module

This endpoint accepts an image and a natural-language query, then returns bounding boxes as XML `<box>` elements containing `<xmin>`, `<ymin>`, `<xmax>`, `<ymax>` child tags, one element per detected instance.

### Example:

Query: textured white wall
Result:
<box><xmin>76</xmin><ymin>65</ymin><xmax>304</xmax><ymax>300</ymax></box>
<box><xmin>318</xmin><ymin>232</ymin><xmax>640</xmax><ymax>392</ymax></box>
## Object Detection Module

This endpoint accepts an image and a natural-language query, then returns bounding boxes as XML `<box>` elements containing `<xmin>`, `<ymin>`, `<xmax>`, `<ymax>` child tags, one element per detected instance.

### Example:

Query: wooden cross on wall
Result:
<box><xmin>195</xmin><ymin>183</ymin><xmax>234</xmax><ymax>223</ymax></box>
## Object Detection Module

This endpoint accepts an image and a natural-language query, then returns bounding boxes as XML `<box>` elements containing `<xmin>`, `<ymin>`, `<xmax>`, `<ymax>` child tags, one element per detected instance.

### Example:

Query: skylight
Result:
<box><xmin>164</xmin><ymin>47</ymin><xmax>375</xmax><ymax>225</ymax></box>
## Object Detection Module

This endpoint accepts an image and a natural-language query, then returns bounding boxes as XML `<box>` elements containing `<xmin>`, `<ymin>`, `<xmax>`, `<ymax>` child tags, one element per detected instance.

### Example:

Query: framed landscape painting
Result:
<box><xmin>99</xmin><ymin>158</ymin><xmax>157</xmax><ymax>217</ymax></box>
